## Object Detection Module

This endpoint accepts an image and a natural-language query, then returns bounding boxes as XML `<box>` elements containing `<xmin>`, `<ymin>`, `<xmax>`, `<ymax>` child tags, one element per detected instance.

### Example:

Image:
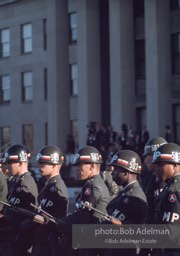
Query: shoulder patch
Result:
<box><xmin>49</xmin><ymin>185</ymin><xmax>57</xmax><ymax>192</ymax></box>
<box><xmin>84</xmin><ymin>187</ymin><xmax>91</xmax><ymax>195</ymax></box>
<box><xmin>16</xmin><ymin>186</ymin><xmax>23</xmax><ymax>193</ymax></box>
<box><xmin>168</xmin><ymin>193</ymin><xmax>177</xmax><ymax>203</ymax></box>
<box><xmin>122</xmin><ymin>196</ymin><xmax>129</xmax><ymax>204</ymax></box>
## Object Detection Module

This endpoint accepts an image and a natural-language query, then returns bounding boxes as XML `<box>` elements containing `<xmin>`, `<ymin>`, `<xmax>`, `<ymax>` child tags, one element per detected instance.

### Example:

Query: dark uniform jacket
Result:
<box><xmin>154</xmin><ymin>174</ymin><xmax>180</xmax><ymax>224</ymax></box>
<box><xmin>153</xmin><ymin>174</ymin><xmax>180</xmax><ymax>256</ymax></box>
<box><xmin>33</xmin><ymin>174</ymin><xmax>69</xmax><ymax>245</ymax></box>
<box><xmin>104</xmin><ymin>181</ymin><xmax>148</xmax><ymax>256</ymax></box>
<box><xmin>4</xmin><ymin>171</ymin><xmax>38</xmax><ymax>221</ymax></box>
<box><xmin>0</xmin><ymin>171</ymin><xmax>38</xmax><ymax>256</ymax></box>
<box><xmin>38</xmin><ymin>175</ymin><xmax>68</xmax><ymax>219</ymax></box>
<box><xmin>61</xmin><ymin>174</ymin><xmax>110</xmax><ymax>225</ymax></box>
<box><xmin>107</xmin><ymin>180</ymin><xmax>147</xmax><ymax>224</ymax></box>
<box><xmin>145</xmin><ymin>174</ymin><xmax>166</xmax><ymax>223</ymax></box>
<box><xmin>57</xmin><ymin>174</ymin><xmax>110</xmax><ymax>256</ymax></box>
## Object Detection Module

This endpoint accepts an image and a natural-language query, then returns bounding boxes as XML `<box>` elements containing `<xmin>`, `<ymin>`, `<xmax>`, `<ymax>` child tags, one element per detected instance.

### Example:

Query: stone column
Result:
<box><xmin>109</xmin><ymin>0</ymin><xmax>135</xmax><ymax>132</ymax></box>
<box><xmin>145</xmin><ymin>0</ymin><xmax>171</xmax><ymax>138</ymax></box>
<box><xmin>47</xmin><ymin>0</ymin><xmax>70</xmax><ymax>150</ymax></box>
<box><xmin>77</xmin><ymin>0</ymin><xmax>101</xmax><ymax>146</ymax></box>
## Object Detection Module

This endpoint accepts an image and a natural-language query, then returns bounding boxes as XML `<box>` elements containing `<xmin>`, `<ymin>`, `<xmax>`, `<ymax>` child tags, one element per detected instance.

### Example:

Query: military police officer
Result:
<box><xmin>141</xmin><ymin>137</ymin><xmax>167</xmax><ymax>224</ymax></box>
<box><xmin>31</xmin><ymin>145</ymin><xmax>69</xmax><ymax>256</ymax></box>
<box><xmin>0</xmin><ymin>144</ymin><xmax>38</xmax><ymax>256</ymax></box>
<box><xmin>57</xmin><ymin>146</ymin><xmax>110</xmax><ymax>256</ymax></box>
<box><xmin>151</xmin><ymin>143</ymin><xmax>180</xmax><ymax>256</ymax></box>
<box><xmin>104</xmin><ymin>150</ymin><xmax>148</xmax><ymax>256</ymax></box>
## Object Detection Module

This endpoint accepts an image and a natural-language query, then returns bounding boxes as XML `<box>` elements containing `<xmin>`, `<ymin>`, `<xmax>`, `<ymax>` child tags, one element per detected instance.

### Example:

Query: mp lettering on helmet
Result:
<box><xmin>153</xmin><ymin>150</ymin><xmax>161</xmax><ymax>161</ymax></box>
<box><xmin>5</xmin><ymin>152</ymin><xmax>9</xmax><ymax>158</ymax></box>
<box><xmin>50</xmin><ymin>153</ymin><xmax>59</xmax><ymax>163</ymax></box>
<box><xmin>91</xmin><ymin>153</ymin><xmax>100</xmax><ymax>161</ymax></box>
<box><xmin>112</xmin><ymin>155</ymin><xmax>118</xmax><ymax>162</ymax></box>
<box><xmin>74</xmin><ymin>153</ymin><xmax>80</xmax><ymax>161</ymax></box>
<box><xmin>37</xmin><ymin>153</ymin><xmax>42</xmax><ymax>161</ymax></box>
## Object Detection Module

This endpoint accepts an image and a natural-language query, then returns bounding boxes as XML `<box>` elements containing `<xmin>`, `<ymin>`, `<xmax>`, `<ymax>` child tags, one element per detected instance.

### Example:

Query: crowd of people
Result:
<box><xmin>63</xmin><ymin>123</ymin><xmax>150</xmax><ymax>178</ymax></box>
<box><xmin>86</xmin><ymin>122</ymin><xmax>150</xmax><ymax>164</ymax></box>
<box><xmin>0</xmin><ymin>136</ymin><xmax>179</xmax><ymax>256</ymax></box>
<box><xmin>63</xmin><ymin>122</ymin><xmax>175</xmax><ymax>182</ymax></box>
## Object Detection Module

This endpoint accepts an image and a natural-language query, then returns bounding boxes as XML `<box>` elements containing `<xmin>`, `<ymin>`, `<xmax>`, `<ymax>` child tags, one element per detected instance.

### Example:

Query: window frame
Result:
<box><xmin>0</xmin><ymin>126</ymin><xmax>11</xmax><ymax>151</ymax></box>
<box><xmin>22</xmin><ymin>123</ymin><xmax>33</xmax><ymax>151</ymax></box>
<box><xmin>0</xmin><ymin>28</ymin><xmax>10</xmax><ymax>58</ymax></box>
<box><xmin>69</xmin><ymin>12</ymin><xmax>77</xmax><ymax>43</ymax></box>
<box><xmin>70</xmin><ymin>63</ymin><xmax>78</xmax><ymax>96</ymax></box>
<box><xmin>22</xmin><ymin>71</ymin><xmax>33</xmax><ymax>102</ymax></box>
<box><xmin>21</xmin><ymin>23</ymin><xmax>32</xmax><ymax>54</ymax></box>
<box><xmin>0</xmin><ymin>74</ymin><xmax>10</xmax><ymax>104</ymax></box>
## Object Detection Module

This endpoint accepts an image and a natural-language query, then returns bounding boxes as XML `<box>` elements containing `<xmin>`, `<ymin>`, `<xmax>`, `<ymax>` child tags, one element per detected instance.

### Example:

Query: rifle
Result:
<box><xmin>0</xmin><ymin>200</ymin><xmax>45</xmax><ymax>224</ymax></box>
<box><xmin>30</xmin><ymin>203</ymin><xmax>57</xmax><ymax>224</ymax></box>
<box><xmin>81</xmin><ymin>201</ymin><xmax>122</xmax><ymax>225</ymax></box>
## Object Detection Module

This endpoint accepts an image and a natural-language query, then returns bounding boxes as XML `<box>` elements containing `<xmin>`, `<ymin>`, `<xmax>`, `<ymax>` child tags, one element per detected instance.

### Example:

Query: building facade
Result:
<box><xmin>0</xmin><ymin>0</ymin><xmax>180</xmax><ymax>157</ymax></box>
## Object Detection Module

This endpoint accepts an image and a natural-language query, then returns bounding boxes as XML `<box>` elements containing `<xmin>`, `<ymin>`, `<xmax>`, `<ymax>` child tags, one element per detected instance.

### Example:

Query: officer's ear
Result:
<box><xmin>90</xmin><ymin>163</ymin><xmax>94</xmax><ymax>170</ymax></box>
<box><xmin>173</xmin><ymin>164</ymin><xmax>178</xmax><ymax>171</ymax></box>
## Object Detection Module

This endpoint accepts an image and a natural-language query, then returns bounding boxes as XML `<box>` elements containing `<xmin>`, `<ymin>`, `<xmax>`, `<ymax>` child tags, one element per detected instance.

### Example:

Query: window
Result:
<box><xmin>0</xmin><ymin>75</ymin><xmax>10</xmax><ymax>103</ymax></box>
<box><xmin>21</xmin><ymin>23</ymin><xmax>32</xmax><ymax>53</ymax></box>
<box><xmin>170</xmin><ymin>0</ymin><xmax>180</xmax><ymax>10</ymax></box>
<box><xmin>0</xmin><ymin>28</ymin><xmax>10</xmax><ymax>58</ymax></box>
<box><xmin>69</xmin><ymin>12</ymin><xmax>77</xmax><ymax>43</ymax></box>
<box><xmin>70</xmin><ymin>64</ymin><xmax>78</xmax><ymax>95</ymax></box>
<box><xmin>22</xmin><ymin>124</ymin><xmax>33</xmax><ymax>151</ymax></box>
<box><xmin>0</xmin><ymin>126</ymin><xmax>11</xmax><ymax>151</ymax></box>
<box><xmin>22</xmin><ymin>71</ymin><xmax>33</xmax><ymax>101</ymax></box>
<box><xmin>171</xmin><ymin>33</ymin><xmax>180</xmax><ymax>74</ymax></box>
<box><xmin>44</xmin><ymin>68</ymin><xmax>47</xmax><ymax>100</ymax></box>
<box><xmin>43</xmin><ymin>19</ymin><xmax>47</xmax><ymax>50</ymax></box>
<box><xmin>135</xmin><ymin>39</ymin><xmax>145</xmax><ymax>79</ymax></box>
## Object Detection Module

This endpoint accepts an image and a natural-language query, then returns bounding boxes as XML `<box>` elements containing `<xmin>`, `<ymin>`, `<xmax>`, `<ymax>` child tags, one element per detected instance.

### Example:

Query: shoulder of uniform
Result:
<box><xmin>90</xmin><ymin>175</ymin><xmax>103</xmax><ymax>186</ymax></box>
<box><xmin>19</xmin><ymin>171</ymin><xmax>32</xmax><ymax>182</ymax></box>
<box><xmin>55</xmin><ymin>179</ymin><xmax>67</xmax><ymax>191</ymax></box>
<box><xmin>169</xmin><ymin>177</ymin><xmax>180</xmax><ymax>193</ymax></box>
<box><xmin>48</xmin><ymin>178</ymin><xmax>68</xmax><ymax>196</ymax></box>
<box><xmin>127</xmin><ymin>185</ymin><xmax>147</xmax><ymax>203</ymax></box>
